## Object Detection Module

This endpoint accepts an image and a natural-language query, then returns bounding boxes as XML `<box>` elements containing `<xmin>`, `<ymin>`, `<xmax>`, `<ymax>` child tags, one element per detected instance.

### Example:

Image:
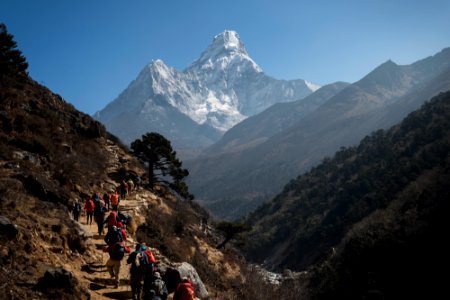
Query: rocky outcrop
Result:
<box><xmin>0</xmin><ymin>215</ymin><xmax>18</xmax><ymax>240</ymax></box>
<box><xmin>35</xmin><ymin>267</ymin><xmax>89</xmax><ymax>299</ymax></box>
<box><xmin>158</xmin><ymin>261</ymin><xmax>209</xmax><ymax>299</ymax></box>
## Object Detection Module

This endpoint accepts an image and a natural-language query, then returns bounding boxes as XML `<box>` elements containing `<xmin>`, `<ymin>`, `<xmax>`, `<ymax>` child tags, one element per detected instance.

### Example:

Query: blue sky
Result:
<box><xmin>2</xmin><ymin>0</ymin><xmax>450</xmax><ymax>115</ymax></box>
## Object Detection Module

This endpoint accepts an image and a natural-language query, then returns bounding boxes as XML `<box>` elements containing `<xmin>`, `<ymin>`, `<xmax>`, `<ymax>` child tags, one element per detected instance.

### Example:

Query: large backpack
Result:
<box><xmin>176</xmin><ymin>281</ymin><xmax>195</xmax><ymax>300</ymax></box>
<box><xmin>110</xmin><ymin>193</ymin><xmax>119</xmax><ymax>206</ymax></box>
<box><xmin>103</xmin><ymin>192</ymin><xmax>110</xmax><ymax>203</ymax></box>
<box><xmin>73</xmin><ymin>202</ymin><xmax>81</xmax><ymax>213</ymax></box>
<box><xmin>152</xmin><ymin>278</ymin><xmax>168</xmax><ymax>298</ymax></box>
<box><xmin>110</xmin><ymin>242</ymin><xmax>125</xmax><ymax>260</ymax></box>
<box><xmin>117</xmin><ymin>211</ymin><xmax>128</xmax><ymax>225</ymax></box>
<box><xmin>136</xmin><ymin>250</ymin><xmax>155</xmax><ymax>274</ymax></box>
<box><xmin>104</xmin><ymin>229</ymin><xmax>123</xmax><ymax>245</ymax></box>
<box><xmin>93</xmin><ymin>200</ymin><xmax>105</xmax><ymax>217</ymax></box>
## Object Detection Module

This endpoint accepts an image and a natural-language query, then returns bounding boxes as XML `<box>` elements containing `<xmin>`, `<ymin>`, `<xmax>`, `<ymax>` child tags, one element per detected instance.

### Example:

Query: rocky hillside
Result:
<box><xmin>0</xmin><ymin>28</ymin><xmax>249</xmax><ymax>299</ymax></box>
<box><xmin>243</xmin><ymin>90</ymin><xmax>450</xmax><ymax>299</ymax></box>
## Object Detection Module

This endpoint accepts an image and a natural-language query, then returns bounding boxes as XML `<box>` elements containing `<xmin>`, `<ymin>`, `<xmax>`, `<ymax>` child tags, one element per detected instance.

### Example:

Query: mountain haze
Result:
<box><xmin>94</xmin><ymin>30</ymin><xmax>319</xmax><ymax>157</ymax></box>
<box><xmin>203</xmin><ymin>81</ymin><xmax>350</xmax><ymax>156</ymax></box>
<box><xmin>186</xmin><ymin>47</ymin><xmax>450</xmax><ymax>219</ymax></box>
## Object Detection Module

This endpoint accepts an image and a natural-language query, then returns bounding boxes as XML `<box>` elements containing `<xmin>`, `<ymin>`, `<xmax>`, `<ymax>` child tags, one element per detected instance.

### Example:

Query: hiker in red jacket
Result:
<box><xmin>105</xmin><ymin>211</ymin><xmax>118</xmax><ymax>231</ymax></box>
<box><xmin>84</xmin><ymin>196</ymin><xmax>95</xmax><ymax>225</ymax></box>
<box><xmin>173</xmin><ymin>277</ymin><xmax>195</xmax><ymax>300</ymax></box>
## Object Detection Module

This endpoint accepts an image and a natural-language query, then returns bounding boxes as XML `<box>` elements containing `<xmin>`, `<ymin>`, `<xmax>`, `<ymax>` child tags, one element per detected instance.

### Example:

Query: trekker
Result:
<box><xmin>117</xmin><ymin>222</ymin><xmax>127</xmax><ymax>242</ymax></box>
<box><xmin>104</xmin><ymin>225</ymin><xmax>123</xmax><ymax>246</ymax></box>
<box><xmin>173</xmin><ymin>277</ymin><xmax>195</xmax><ymax>300</ymax></box>
<box><xmin>127</xmin><ymin>243</ymin><xmax>148</xmax><ymax>300</ymax></box>
<box><xmin>105</xmin><ymin>211</ymin><xmax>118</xmax><ymax>231</ymax></box>
<box><xmin>135</xmin><ymin>175</ymin><xmax>142</xmax><ymax>190</ymax></box>
<box><xmin>127</xmin><ymin>178</ymin><xmax>135</xmax><ymax>193</ymax></box>
<box><xmin>84</xmin><ymin>196</ymin><xmax>95</xmax><ymax>225</ymax></box>
<box><xmin>149</xmin><ymin>271</ymin><xmax>168</xmax><ymax>300</ymax></box>
<box><xmin>141</xmin><ymin>244</ymin><xmax>158</xmax><ymax>299</ymax></box>
<box><xmin>103</xmin><ymin>241</ymin><xmax>130</xmax><ymax>288</ymax></box>
<box><xmin>72</xmin><ymin>199</ymin><xmax>81</xmax><ymax>221</ymax></box>
<box><xmin>110</xmin><ymin>190</ymin><xmax>119</xmax><ymax>211</ymax></box>
<box><xmin>117</xmin><ymin>211</ymin><xmax>129</xmax><ymax>229</ymax></box>
<box><xmin>94</xmin><ymin>196</ymin><xmax>106</xmax><ymax>235</ymax></box>
<box><xmin>103</xmin><ymin>191</ymin><xmax>110</xmax><ymax>211</ymax></box>
<box><xmin>120</xmin><ymin>180</ymin><xmax>128</xmax><ymax>200</ymax></box>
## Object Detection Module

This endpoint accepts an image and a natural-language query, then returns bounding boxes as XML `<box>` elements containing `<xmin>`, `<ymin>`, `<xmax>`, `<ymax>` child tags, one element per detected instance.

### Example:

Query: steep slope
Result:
<box><xmin>0</xmin><ymin>72</ymin><xmax>135</xmax><ymax>299</ymax></box>
<box><xmin>186</xmin><ymin>47</ymin><xmax>450</xmax><ymax>219</ymax></box>
<box><xmin>94</xmin><ymin>30</ymin><xmax>319</xmax><ymax>157</ymax></box>
<box><xmin>243</xmin><ymin>90</ymin><xmax>450</xmax><ymax>298</ymax></box>
<box><xmin>0</xmin><ymin>57</ymin><xmax>245</xmax><ymax>299</ymax></box>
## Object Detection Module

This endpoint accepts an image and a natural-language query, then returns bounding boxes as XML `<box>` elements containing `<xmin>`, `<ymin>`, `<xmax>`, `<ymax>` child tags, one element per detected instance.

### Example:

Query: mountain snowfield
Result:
<box><xmin>94</xmin><ymin>30</ymin><xmax>320</xmax><ymax>154</ymax></box>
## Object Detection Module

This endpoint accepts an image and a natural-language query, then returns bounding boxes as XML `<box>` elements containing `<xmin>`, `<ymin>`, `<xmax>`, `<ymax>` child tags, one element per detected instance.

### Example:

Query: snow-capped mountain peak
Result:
<box><xmin>187</xmin><ymin>30</ymin><xmax>262</xmax><ymax>74</ymax></box>
<box><xmin>213</xmin><ymin>30</ymin><xmax>246</xmax><ymax>53</ymax></box>
<box><xmin>305</xmin><ymin>80</ymin><xmax>321</xmax><ymax>92</ymax></box>
<box><xmin>95</xmin><ymin>30</ymin><xmax>320</xmax><ymax>153</ymax></box>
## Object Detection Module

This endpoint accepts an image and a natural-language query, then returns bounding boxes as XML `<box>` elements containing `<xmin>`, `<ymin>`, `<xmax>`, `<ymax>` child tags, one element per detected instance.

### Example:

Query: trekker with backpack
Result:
<box><xmin>117</xmin><ymin>222</ymin><xmax>127</xmax><ymax>242</ymax></box>
<box><xmin>94</xmin><ymin>197</ymin><xmax>106</xmax><ymax>235</ymax></box>
<box><xmin>173</xmin><ymin>277</ymin><xmax>196</xmax><ymax>300</ymax></box>
<box><xmin>104</xmin><ymin>225</ymin><xmax>123</xmax><ymax>245</ymax></box>
<box><xmin>103</xmin><ymin>241</ymin><xmax>130</xmax><ymax>288</ymax></box>
<box><xmin>127</xmin><ymin>178</ymin><xmax>135</xmax><ymax>193</ymax></box>
<box><xmin>148</xmin><ymin>271</ymin><xmax>168</xmax><ymax>300</ymax></box>
<box><xmin>120</xmin><ymin>180</ymin><xmax>128</xmax><ymax>200</ymax></box>
<box><xmin>103</xmin><ymin>191</ymin><xmax>110</xmax><ymax>211</ymax></box>
<box><xmin>135</xmin><ymin>175</ymin><xmax>142</xmax><ymax>190</ymax></box>
<box><xmin>105</xmin><ymin>211</ymin><xmax>119</xmax><ymax>232</ymax></box>
<box><xmin>127</xmin><ymin>243</ymin><xmax>149</xmax><ymax>300</ymax></box>
<box><xmin>84</xmin><ymin>196</ymin><xmax>95</xmax><ymax>225</ymax></box>
<box><xmin>72</xmin><ymin>199</ymin><xmax>81</xmax><ymax>221</ymax></box>
<box><xmin>110</xmin><ymin>190</ymin><xmax>119</xmax><ymax>211</ymax></box>
<box><xmin>117</xmin><ymin>211</ymin><xmax>129</xmax><ymax>229</ymax></box>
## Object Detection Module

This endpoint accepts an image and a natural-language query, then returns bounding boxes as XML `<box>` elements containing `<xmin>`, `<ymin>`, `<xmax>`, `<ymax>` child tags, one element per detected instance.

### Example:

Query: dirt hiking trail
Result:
<box><xmin>69</xmin><ymin>189</ymin><xmax>156</xmax><ymax>300</ymax></box>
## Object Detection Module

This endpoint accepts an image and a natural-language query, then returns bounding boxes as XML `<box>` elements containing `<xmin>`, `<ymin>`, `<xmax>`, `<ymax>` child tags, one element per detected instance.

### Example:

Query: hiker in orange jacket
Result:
<box><xmin>110</xmin><ymin>190</ymin><xmax>119</xmax><ymax>211</ymax></box>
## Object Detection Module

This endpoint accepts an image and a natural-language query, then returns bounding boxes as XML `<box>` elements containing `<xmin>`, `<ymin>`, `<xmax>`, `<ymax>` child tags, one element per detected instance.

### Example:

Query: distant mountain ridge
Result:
<box><xmin>242</xmin><ymin>90</ymin><xmax>450</xmax><ymax>298</ymax></box>
<box><xmin>94</xmin><ymin>30</ymin><xmax>319</xmax><ymax>156</ymax></box>
<box><xmin>186</xmin><ymin>47</ymin><xmax>450</xmax><ymax>219</ymax></box>
<box><xmin>202</xmin><ymin>81</ymin><xmax>350</xmax><ymax>156</ymax></box>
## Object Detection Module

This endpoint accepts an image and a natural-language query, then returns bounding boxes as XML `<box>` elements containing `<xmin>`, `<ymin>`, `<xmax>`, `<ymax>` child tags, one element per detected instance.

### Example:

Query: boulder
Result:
<box><xmin>0</xmin><ymin>215</ymin><xmax>18</xmax><ymax>240</ymax></box>
<box><xmin>35</xmin><ymin>267</ymin><xmax>77</xmax><ymax>291</ymax></box>
<box><xmin>159</xmin><ymin>262</ymin><xmax>209</xmax><ymax>299</ymax></box>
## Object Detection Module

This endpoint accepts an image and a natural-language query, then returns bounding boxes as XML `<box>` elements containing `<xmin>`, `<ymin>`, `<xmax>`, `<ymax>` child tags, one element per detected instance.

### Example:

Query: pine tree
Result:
<box><xmin>216</xmin><ymin>221</ymin><xmax>251</xmax><ymax>249</ymax></box>
<box><xmin>0</xmin><ymin>23</ymin><xmax>28</xmax><ymax>79</ymax></box>
<box><xmin>131</xmin><ymin>132</ymin><xmax>193</xmax><ymax>200</ymax></box>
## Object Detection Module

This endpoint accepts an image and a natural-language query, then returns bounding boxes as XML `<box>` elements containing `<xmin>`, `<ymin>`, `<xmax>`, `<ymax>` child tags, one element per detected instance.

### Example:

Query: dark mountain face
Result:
<box><xmin>243</xmin><ymin>90</ymin><xmax>450</xmax><ymax>298</ymax></box>
<box><xmin>186</xmin><ymin>47</ymin><xmax>450</xmax><ymax>219</ymax></box>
